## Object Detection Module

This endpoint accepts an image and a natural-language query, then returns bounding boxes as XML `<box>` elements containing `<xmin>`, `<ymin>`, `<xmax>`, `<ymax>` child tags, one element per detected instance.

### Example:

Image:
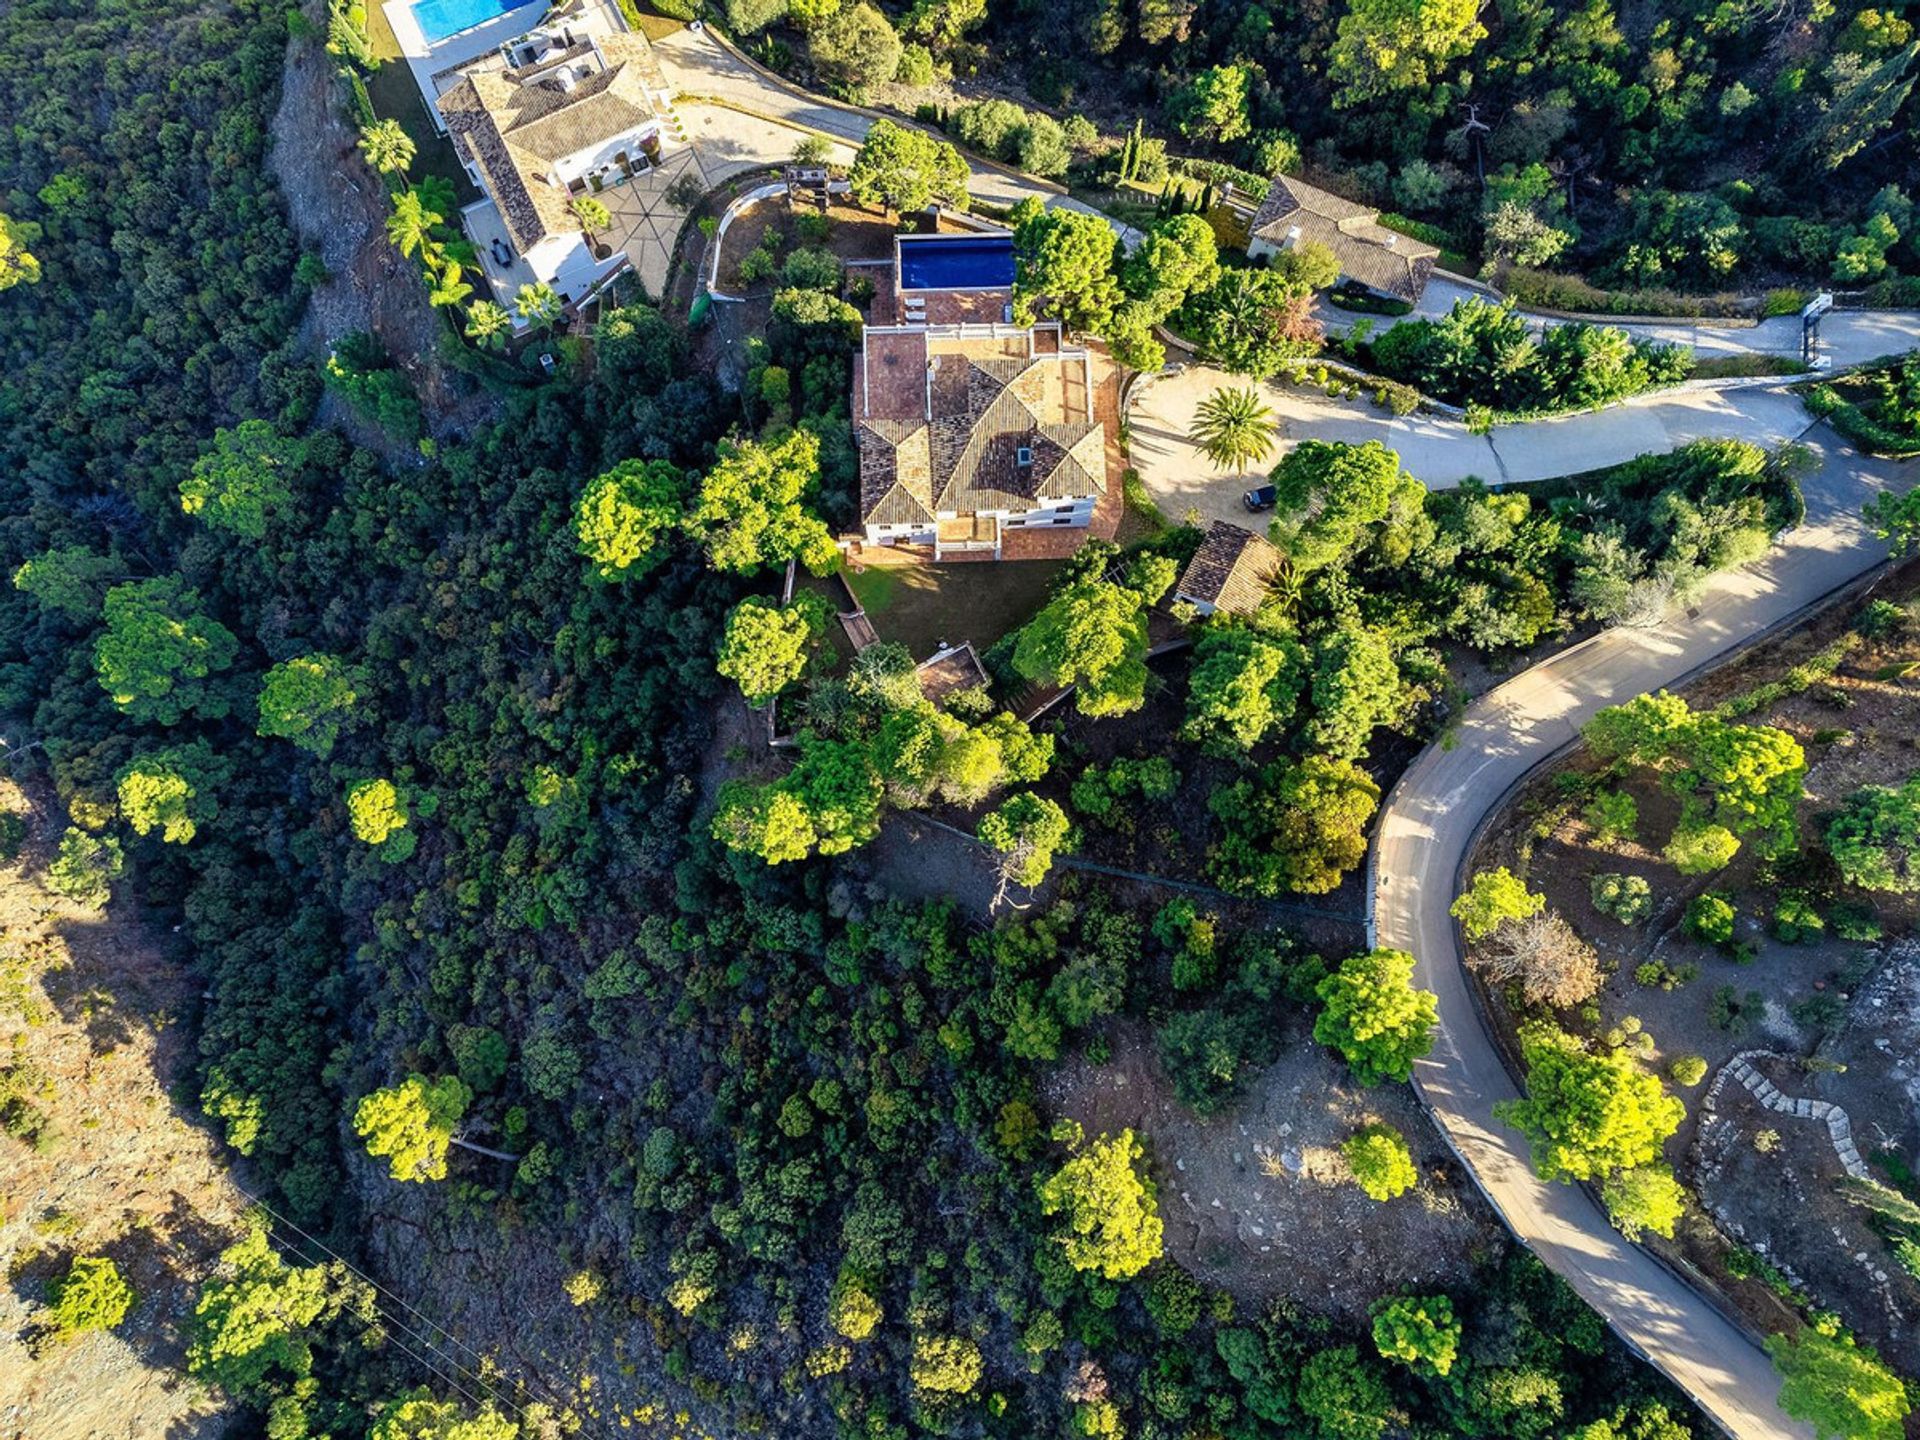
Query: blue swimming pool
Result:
<box><xmin>411</xmin><ymin>0</ymin><xmax>541</xmax><ymax>44</ymax></box>
<box><xmin>897</xmin><ymin>234</ymin><xmax>1016</xmax><ymax>292</ymax></box>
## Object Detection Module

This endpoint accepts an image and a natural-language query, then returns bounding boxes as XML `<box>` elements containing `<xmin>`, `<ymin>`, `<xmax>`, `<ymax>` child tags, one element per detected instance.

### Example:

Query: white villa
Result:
<box><xmin>382</xmin><ymin>0</ymin><xmax>671</xmax><ymax>319</ymax></box>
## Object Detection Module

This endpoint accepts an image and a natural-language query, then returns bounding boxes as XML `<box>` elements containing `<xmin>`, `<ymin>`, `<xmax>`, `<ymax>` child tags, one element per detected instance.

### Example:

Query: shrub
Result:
<box><xmin>1370</xmin><ymin>1293</ymin><xmax>1461</xmax><ymax>1376</ymax></box>
<box><xmin>1828</xmin><ymin>901</ymin><xmax>1883</xmax><ymax>942</ymax></box>
<box><xmin>1684</xmin><ymin>892</ymin><xmax>1737</xmax><ymax>946</ymax></box>
<box><xmin>1602</xmin><ymin>1162</ymin><xmax>1686</xmax><ymax>1240</ymax></box>
<box><xmin>1589</xmin><ymin>872</ymin><xmax>1653</xmax><ymax>925</ymax></box>
<box><xmin>1772</xmin><ymin>891</ymin><xmax>1824</xmax><ymax>944</ymax></box>
<box><xmin>44</xmin><ymin>1256</ymin><xmax>135</xmax><ymax>1339</ymax></box>
<box><xmin>1583</xmin><ymin>789</ymin><xmax>1639</xmax><ymax>844</ymax></box>
<box><xmin>1665</xmin><ymin>819</ymin><xmax>1739</xmax><ymax>874</ymax></box>
<box><xmin>1451</xmin><ymin>867</ymin><xmax>1545</xmax><ymax>940</ymax></box>
<box><xmin>1345</xmin><ymin>1123</ymin><xmax>1417</xmax><ymax>1201</ymax></box>
<box><xmin>1669</xmin><ymin>1054</ymin><xmax>1708</xmax><ymax>1086</ymax></box>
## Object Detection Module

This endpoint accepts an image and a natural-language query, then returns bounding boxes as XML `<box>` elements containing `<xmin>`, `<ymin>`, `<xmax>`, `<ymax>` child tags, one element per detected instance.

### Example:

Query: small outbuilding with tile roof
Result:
<box><xmin>1175</xmin><ymin>521</ymin><xmax>1285</xmax><ymax>618</ymax></box>
<box><xmin>1246</xmin><ymin>175</ymin><xmax>1440</xmax><ymax>305</ymax></box>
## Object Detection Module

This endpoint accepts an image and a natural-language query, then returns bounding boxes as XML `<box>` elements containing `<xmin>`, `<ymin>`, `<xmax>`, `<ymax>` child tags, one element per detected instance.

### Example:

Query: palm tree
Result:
<box><xmin>514</xmin><ymin>281</ymin><xmax>561</xmax><ymax>330</ymax></box>
<box><xmin>463</xmin><ymin>300</ymin><xmax>513</xmax><ymax>350</ymax></box>
<box><xmin>357</xmin><ymin>119</ymin><xmax>416</xmax><ymax>178</ymax></box>
<box><xmin>1189</xmin><ymin>386</ymin><xmax>1277</xmax><ymax>475</ymax></box>
<box><xmin>427</xmin><ymin>262</ymin><xmax>474</xmax><ymax>309</ymax></box>
<box><xmin>385</xmin><ymin>188</ymin><xmax>444</xmax><ymax>264</ymax></box>
<box><xmin>571</xmin><ymin>195</ymin><xmax>611</xmax><ymax>237</ymax></box>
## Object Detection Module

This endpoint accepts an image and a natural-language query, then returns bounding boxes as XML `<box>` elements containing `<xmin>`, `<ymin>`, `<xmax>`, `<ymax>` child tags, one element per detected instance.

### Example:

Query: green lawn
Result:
<box><xmin>360</xmin><ymin>2</ymin><xmax>482</xmax><ymax>206</ymax></box>
<box><xmin>847</xmin><ymin>561</ymin><xmax>1064</xmax><ymax>660</ymax></box>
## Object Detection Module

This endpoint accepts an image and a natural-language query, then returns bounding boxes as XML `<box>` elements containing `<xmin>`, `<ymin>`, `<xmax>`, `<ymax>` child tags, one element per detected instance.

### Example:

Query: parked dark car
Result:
<box><xmin>1243</xmin><ymin>484</ymin><xmax>1277</xmax><ymax>512</ymax></box>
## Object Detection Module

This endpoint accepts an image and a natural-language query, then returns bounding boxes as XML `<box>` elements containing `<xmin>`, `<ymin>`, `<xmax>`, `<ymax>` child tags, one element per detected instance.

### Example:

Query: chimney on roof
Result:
<box><xmin>1284</xmin><ymin>224</ymin><xmax>1301</xmax><ymax>249</ymax></box>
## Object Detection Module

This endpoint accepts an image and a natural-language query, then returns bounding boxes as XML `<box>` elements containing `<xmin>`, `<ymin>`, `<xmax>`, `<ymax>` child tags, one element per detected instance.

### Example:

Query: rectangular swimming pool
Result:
<box><xmin>897</xmin><ymin>234</ymin><xmax>1016</xmax><ymax>292</ymax></box>
<box><xmin>411</xmin><ymin>0</ymin><xmax>542</xmax><ymax>45</ymax></box>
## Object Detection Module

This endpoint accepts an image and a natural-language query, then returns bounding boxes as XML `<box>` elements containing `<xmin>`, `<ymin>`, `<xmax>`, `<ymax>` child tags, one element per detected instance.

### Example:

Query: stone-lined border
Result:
<box><xmin>1708</xmin><ymin>1050</ymin><xmax>1869</xmax><ymax>1180</ymax></box>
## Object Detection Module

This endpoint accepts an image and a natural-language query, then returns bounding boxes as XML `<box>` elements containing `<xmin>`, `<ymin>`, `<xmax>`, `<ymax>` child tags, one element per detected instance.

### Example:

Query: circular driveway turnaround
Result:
<box><xmin>1374</xmin><ymin>430</ymin><xmax>1917</xmax><ymax>1440</ymax></box>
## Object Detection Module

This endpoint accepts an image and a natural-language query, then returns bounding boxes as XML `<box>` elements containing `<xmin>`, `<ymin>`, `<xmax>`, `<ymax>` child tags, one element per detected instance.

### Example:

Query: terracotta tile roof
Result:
<box><xmin>1250</xmin><ymin>175</ymin><xmax>1440</xmax><ymax>304</ymax></box>
<box><xmin>439</xmin><ymin>32</ymin><xmax>658</xmax><ymax>254</ymax></box>
<box><xmin>856</xmin><ymin>348</ymin><xmax>1107</xmax><ymax>525</ymax></box>
<box><xmin>1177</xmin><ymin>521</ymin><xmax>1284</xmax><ymax>615</ymax></box>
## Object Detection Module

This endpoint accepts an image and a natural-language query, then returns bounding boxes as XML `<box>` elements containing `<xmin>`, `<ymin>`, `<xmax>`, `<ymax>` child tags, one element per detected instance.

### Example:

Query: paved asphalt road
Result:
<box><xmin>1374</xmin><ymin>430</ymin><xmax>1918</xmax><ymax>1440</ymax></box>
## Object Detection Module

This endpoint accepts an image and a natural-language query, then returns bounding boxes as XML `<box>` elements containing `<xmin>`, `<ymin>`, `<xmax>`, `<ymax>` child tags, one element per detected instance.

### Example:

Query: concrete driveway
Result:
<box><xmin>1127</xmin><ymin>363</ymin><xmax>1818</xmax><ymax>526</ymax></box>
<box><xmin>1373</xmin><ymin>429</ymin><xmax>1918</xmax><ymax>1440</ymax></box>
<box><xmin>649</xmin><ymin>26</ymin><xmax>1140</xmax><ymax>245</ymax></box>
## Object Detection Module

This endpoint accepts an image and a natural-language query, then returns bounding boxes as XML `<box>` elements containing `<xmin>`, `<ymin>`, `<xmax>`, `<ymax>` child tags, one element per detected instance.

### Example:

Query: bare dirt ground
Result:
<box><xmin>1046</xmin><ymin>1023</ymin><xmax>1506</xmax><ymax>1325</ymax></box>
<box><xmin>269</xmin><ymin>31</ymin><xmax>499</xmax><ymax>449</ymax></box>
<box><xmin>0</xmin><ymin>780</ymin><xmax>244</xmax><ymax>1440</ymax></box>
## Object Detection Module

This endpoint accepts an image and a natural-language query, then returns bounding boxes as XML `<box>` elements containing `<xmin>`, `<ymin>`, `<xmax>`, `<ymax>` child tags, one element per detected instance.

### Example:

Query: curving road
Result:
<box><xmin>1372</xmin><ymin>428</ymin><xmax>1918</xmax><ymax>1439</ymax></box>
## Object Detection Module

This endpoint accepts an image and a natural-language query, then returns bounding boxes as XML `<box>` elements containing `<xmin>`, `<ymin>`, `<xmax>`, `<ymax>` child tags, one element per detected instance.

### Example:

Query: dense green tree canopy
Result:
<box><xmin>178</xmin><ymin>420</ymin><xmax>305</xmax><ymax>538</ymax></box>
<box><xmin>574</xmin><ymin>458</ymin><xmax>683</xmax><ymax>582</ymax></box>
<box><xmin>848</xmin><ymin>120</ymin><xmax>971</xmax><ymax>213</ymax></box>
<box><xmin>93</xmin><ymin>578</ymin><xmax>239</xmax><ymax>725</ymax></box>
<box><xmin>687</xmin><ymin>433</ymin><xmax>839</xmax><ymax>576</ymax></box>
<box><xmin>1767</xmin><ymin>1317</ymin><xmax>1912</xmax><ymax>1440</ymax></box>
<box><xmin>353</xmin><ymin>1074</ymin><xmax>472</xmax><ymax>1183</ymax></box>
<box><xmin>1313</xmin><ymin>948</ymin><xmax>1438</xmax><ymax>1085</ymax></box>
<box><xmin>1496</xmin><ymin>1023</ymin><xmax>1685</xmax><ymax>1182</ymax></box>
<box><xmin>256</xmin><ymin>653</ymin><xmax>359</xmax><ymax>757</ymax></box>
<box><xmin>716</xmin><ymin>593</ymin><xmax>831</xmax><ymax>707</ymax></box>
<box><xmin>1036</xmin><ymin>1128</ymin><xmax>1165</xmax><ymax>1280</ymax></box>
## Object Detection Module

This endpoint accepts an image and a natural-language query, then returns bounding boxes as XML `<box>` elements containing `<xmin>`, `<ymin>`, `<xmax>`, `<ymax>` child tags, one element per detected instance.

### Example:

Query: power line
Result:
<box><xmin>230</xmin><ymin>1183</ymin><xmax>589</xmax><ymax>1433</ymax></box>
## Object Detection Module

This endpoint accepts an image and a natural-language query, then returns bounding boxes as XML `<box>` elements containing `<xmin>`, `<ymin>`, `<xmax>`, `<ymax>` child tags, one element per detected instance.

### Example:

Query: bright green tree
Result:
<box><xmin>1271</xmin><ymin>440</ymin><xmax>1423</xmax><ymax>571</ymax></box>
<box><xmin>687</xmin><ymin>432</ymin><xmax>839</xmax><ymax>576</ymax></box>
<box><xmin>808</xmin><ymin>1</ymin><xmax>902</xmax><ymax>93</ymax></box>
<box><xmin>1189</xmin><ymin>386</ymin><xmax>1278</xmax><ymax>475</ymax></box>
<box><xmin>463</xmin><ymin>301</ymin><xmax>513</xmax><ymax>350</ymax></box>
<box><xmin>1210</xmin><ymin>753</ymin><xmax>1380</xmax><ymax>896</ymax></box>
<box><xmin>187</xmin><ymin>1223</ymin><xmax>375</xmax><ymax>1399</ymax></box>
<box><xmin>848</xmin><ymin>119</ymin><xmax>970</xmax><ymax>214</ymax></box>
<box><xmin>574</xmin><ymin>458</ymin><xmax>683</xmax><ymax>582</ymax></box>
<box><xmin>1306</xmin><ymin>624</ymin><xmax>1404</xmax><ymax>761</ymax></box>
<box><xmin>1296</xmin><ymin>1344</ymin><xmax>1394</xmax><ymax>1440</ymax></box>
<box><xmin>1496</xmin><ymin>1023</ymin><xmax>1685</xmax><ymax>1182</ymax></box>
<box><xmin>1182</xmin><ymin>622</ymin><xmax>1308</xmax><ymax>751</ymax></box>
<box><xmin>1451</xmin><ymin>867</ymin><xmax>1545</xmax><ymax>941</ymax></box>
<box><xmin>1371</xmin><ymin>1293</ymin><xmax>1461</xmax><ymax>1376</ymax></box>
<box><xmin>1184</xmin><ymin>266</ymin><xmax>1325</xmax><ymax>377</ymax></box>
<box><xmin>1122</xmin><ymin>213</ymin><xmax>1221</xmax><ymax>319</ymax></box>
<box><xmin>46</xmin><ymin>828</ymin><xmax>123</xmax><ymax>909</ymax></box>
<box><xmin>1601</xmin><ymin>1162</ymin><xmax>1686</xmax><ymax>1240</ymax></box>
<box><xmin>1827</xmin><ymin>776</ymin><xmax>1920</xmax><ymax>891</ymax></box>
<box><xmin>829</xmin><ymin>1276</ymin><xmax>882</xmax><ymax>1340</ymax></box>
<box><xmin>353</xmin><ymin>1074</ymin><xmax>472</xmax><ymax>1183</ymax></box>
<box><xmin>12</xmin><ymin>545</ymin><xmax>122</xmax><ymax>621</ymax></box>
<box><xmin>1345</xmin><ymin>1123</ymin><xmax>1417</xmax><ymax>1200</ymax></box>
<box><xmin>1171</xmin><ymin>64</ymin><xmax>1253</xmax><ymax>143</ymax></box>
<box><xmin>94</xmin><ymin>578</ymin><xmax>239</xmax><ymax>724</ymax></box>
<box><xmin>978</xmin><ymin>792</ymin><xmax>1072</xmax><ymax>895</ymax></box>
<box><xmin>117</xmin><ymin>744</ymin><xmax>224</xmax><ymax>845</ymax></box>
<box><xmin>1767</xmin><ymin>1315</ymin><xmax>1911</xmax><ymax>1440</ymax></box>
<box><xmin>1313</xmin><ymin>948</ymin><xmax>1438</xmax><ymax>1085</ymax></box>
<box><xmin>257</xmin><ymin>654</ymin><xmax>359</xmax><ymax>757</ymax></box>
<box><xmin>0</xmin><ymin>211</ymin><xmax>43</xmax><ymax>290</ymax></box>
<box><xmin>1010</xmin><ymin>196</ymin><xmax>1123</xmax><ymax>333</ymax></box>
<box><xmin>1329</xmin><ymin>0</ymin><xmax>1487</xmax><ymax>106</ymax></box>
<box><xmin>369</xmin><ymin>1391</ymin><xmax>521</xmax><ymax>1440</ymax></box>
<box><xmin>513</xmin><ymin>281</ymin><xmax>561</xmax><ymax>328</ymax></box>
<box><xmin>910</xmin><ymin>1333</ymin><xmax>983</xmax><ymax>1394</ymax></box>
<box><xmin>716</xmin><ymin>593</ymin><xmax>831</xmax><ymax>706</ymax></box>
<box><xmin>1012</xmin><ymin>578</ymin><xmax>1150</xmax><ymax>717</ymax></box>
<box><xmin>1036</xmin><ymin>1128</ymin><xmax>1164</xmax><ymax>1280</ymax></box>
<box><xmin>347</xmin><ymin>778</ymin><xmax>415</xmax><ymax>862</ymax></box>
<box><xmin>45</xmin><ymin>1255</ymin><xmax>136</xmax><ymax>1338</ymax></box>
